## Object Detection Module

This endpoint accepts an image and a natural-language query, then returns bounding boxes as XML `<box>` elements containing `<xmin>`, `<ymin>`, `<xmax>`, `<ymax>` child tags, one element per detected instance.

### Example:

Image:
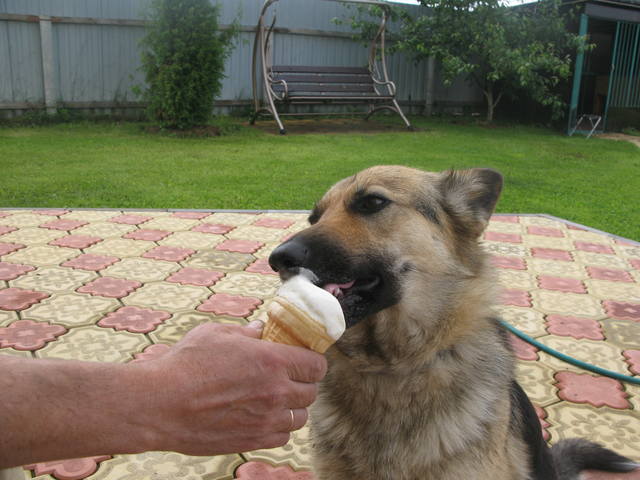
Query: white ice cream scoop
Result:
<box><xmin>276</xmin><ymin>274</ymin><xmax>346</xmax><ymax>341</ymax></box>
<box><xmin>261</xmin><ymin>273</ymin><xmax>346</xmax><ymax>352</ymax></box>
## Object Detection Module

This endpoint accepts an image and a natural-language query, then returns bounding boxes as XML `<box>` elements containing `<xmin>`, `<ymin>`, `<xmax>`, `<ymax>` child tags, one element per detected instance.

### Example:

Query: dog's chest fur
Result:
<box><xmin>310</xmin><ymin>321</ymin><xmax>530</xmax><ymax>480</ymax></box>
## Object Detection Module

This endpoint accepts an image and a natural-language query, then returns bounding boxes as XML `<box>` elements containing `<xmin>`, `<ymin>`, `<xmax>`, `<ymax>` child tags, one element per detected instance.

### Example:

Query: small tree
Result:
<box><xmin>407</xmin><ymin>0</ymin><xmax>590</xmax><ymax>122</ymax></box>
<box><xmin>139</xmin><ymin>0</ymin><xmax>237</xmax><ymax>130</ymax></box>
<box><xmin>348</xmin><ymin>0</ymin><xmax>588</xmax><ymax>123</ymax></box>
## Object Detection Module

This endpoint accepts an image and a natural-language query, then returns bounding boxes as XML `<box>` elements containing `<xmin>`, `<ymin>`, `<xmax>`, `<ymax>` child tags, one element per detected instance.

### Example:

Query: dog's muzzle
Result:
<box><xmin>268</xmin><ymin>235</ymin><xmax>400</xmax><ymax>328</ymax></box>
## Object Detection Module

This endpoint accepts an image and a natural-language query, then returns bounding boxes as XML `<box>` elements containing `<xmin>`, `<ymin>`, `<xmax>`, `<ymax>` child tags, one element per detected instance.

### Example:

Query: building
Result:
<box><xmin>568</xmin><ymin>0</ymin><xmax>640</xmax><ymax>133</ymax></box>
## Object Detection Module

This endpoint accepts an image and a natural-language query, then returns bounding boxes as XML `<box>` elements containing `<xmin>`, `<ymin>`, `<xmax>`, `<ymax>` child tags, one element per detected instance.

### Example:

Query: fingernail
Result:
<box><xmin>247</xmin><ymin>320</ymin><xmax>264</xmax><ymax>329</ymax></box>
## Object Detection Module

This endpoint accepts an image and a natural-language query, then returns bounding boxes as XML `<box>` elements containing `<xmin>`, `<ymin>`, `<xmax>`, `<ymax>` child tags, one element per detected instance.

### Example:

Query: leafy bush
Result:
<box><xmin>139</xmin><ymin>0</ymin><xmax>237</xmax><ymax>130</ymax></box>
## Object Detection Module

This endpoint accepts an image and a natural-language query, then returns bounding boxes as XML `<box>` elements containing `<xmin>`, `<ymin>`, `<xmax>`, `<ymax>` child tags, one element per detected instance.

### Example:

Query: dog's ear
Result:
<box><xmin>437</xmin><ymin>168</ymin><xmax>503</xmax><ymax>238</ymax></box>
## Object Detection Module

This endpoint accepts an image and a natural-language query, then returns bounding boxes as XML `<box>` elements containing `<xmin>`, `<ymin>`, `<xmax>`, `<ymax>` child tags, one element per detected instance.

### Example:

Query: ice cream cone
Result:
<box><xmin>262</xmin><ymin>297</ymin><xmax>335</xmax><ymax>353</ymax></box>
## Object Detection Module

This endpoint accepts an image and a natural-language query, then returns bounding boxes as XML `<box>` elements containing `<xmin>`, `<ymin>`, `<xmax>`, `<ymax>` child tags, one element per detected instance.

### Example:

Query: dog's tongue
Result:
<box><xmin>323</xmin><ymin>281</ymin><xmax>355</xmax><ymax>298</ymax></box>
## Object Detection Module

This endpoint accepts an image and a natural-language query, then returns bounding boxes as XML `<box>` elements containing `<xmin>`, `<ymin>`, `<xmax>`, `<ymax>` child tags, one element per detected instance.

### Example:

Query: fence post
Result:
<box><xmin>424</xmin><ymin>56</ymin><xmax>435</xmax><ymax>116</ymax></box>
<box><xmin>566</xmin><ymin>13</ymin><xmax>588</xmax><ymax>135</ymax></box>
<box><xmin>39</xmin><ymin>16</ymin><xmax>58</xmax><ymax>114</ymax></box>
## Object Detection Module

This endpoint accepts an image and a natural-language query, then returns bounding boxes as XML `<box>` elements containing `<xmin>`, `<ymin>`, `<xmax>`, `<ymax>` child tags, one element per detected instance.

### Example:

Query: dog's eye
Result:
<box><xmin>352</xmin><ymin>194</ymin><xmax>390</xmax><ymax>215</ymax></box>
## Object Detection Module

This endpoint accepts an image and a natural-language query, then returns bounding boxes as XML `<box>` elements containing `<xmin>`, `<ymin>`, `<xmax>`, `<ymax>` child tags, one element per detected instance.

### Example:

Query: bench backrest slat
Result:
<box><xmin>272</xmin><ymin>65</ymin><xmax>369</xmax><ymax>75</ymax></box>
<box><xmin>272</xmin><ymin>73</ymin><xmax>372</xmax><ymax>84</ymax></box>
<box><xmin>273</xmin><ymin>83</ymin><xmax>375</xmax><ymax>93</ymax></box>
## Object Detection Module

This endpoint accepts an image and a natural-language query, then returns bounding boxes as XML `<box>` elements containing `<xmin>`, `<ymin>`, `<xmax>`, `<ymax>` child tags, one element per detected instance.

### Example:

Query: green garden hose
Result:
<box><xmin>499</xmin><ymin>319</ymin><xmax>640</xmax><ymax>386</ymax></box>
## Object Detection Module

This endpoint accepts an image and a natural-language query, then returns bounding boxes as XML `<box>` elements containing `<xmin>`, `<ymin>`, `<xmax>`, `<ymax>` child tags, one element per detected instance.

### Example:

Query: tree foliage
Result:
<box><xmin>347</xmin><ymin>0</ymin><xmax>588</xmax><ymax>123</ymax></box>
<box><xmin>139</xmin><ymin>0</ymin><xmax>237</xmax><ymax>130</ymax></box>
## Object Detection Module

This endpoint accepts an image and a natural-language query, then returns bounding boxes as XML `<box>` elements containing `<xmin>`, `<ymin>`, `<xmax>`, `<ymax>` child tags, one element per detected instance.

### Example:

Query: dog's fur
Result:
<box><xmin>268</xmin><ymin>166</ymin><xmax>638</xmax><ymax>480</ymax></box>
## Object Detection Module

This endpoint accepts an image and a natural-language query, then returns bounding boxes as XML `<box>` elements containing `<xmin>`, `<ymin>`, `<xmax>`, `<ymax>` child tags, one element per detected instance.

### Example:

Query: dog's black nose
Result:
<box><xmin>269</xmin><ymin>239</ymin><xmax>308</xmax><ymax>273</ymax></box>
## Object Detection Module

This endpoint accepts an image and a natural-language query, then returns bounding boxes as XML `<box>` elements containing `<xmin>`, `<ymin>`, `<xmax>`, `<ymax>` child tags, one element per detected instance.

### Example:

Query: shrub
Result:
<box><xmin>139</xmin><ymin>0</ymin><xmax>237</xmax><ymax>130</ymax></box>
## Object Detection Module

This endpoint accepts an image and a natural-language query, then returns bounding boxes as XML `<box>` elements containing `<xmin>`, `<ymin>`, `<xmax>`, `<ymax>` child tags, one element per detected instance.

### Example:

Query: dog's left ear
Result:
<box><xmin>437</xmin><ymin>168</ymin><xmax>503</xmax><ymax>238</ymax></box>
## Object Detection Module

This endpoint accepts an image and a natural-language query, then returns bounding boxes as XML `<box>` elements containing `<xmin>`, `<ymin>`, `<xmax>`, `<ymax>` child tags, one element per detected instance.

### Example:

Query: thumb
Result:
<box><xmin>241</xmin><ymin>319</ymin><xmax>264</xmax><ymax>339</ymax></box>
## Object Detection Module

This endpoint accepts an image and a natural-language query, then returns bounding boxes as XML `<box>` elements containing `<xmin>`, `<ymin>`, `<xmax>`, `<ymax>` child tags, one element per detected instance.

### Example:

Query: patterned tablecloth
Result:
<box><xmin>0</xmin><ymin>209</ymin><xmax>638</xmax><ymax>480</ymax></box>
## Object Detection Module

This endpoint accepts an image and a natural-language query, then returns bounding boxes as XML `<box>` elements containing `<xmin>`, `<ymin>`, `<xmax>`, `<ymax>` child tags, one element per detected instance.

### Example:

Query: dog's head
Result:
<box><xmin>269</xmin><ymin>166</ymin><xmax>502</xmax><ymax>354</ymax></box>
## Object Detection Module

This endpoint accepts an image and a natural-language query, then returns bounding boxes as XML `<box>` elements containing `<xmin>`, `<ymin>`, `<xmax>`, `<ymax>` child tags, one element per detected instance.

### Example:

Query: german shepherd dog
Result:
<box><xmin>268</xmin><ymin>166</ymin><xmax>638</xmax><ymax>480</ymax></box>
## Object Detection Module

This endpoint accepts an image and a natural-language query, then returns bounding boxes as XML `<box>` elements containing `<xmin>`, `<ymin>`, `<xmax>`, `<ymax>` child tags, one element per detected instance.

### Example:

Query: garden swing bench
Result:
<box><xmin>251</xmin><ymin>0</ymin><xmax>413</xmax><ymax>134</ymax></box>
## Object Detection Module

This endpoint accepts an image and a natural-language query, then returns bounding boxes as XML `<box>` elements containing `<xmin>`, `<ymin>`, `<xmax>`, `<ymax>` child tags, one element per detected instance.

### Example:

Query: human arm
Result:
<box><xmin>0</xmin><ymin>321</ymin><xmax>327</xmax><ymax>468</ymax></box>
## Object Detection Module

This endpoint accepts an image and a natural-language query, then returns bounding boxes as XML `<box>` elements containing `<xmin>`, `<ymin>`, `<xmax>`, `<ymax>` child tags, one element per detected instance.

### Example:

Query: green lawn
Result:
<box><xmin>1</xmin><ymin>117</ymin><xmax>639</xmax><ymax>240</ymax></box>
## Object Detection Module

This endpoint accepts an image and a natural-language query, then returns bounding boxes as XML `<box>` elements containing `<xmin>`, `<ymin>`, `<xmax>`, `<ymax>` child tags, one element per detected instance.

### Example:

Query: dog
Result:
<box><xmin>268</xmin><ymin>166</ymin><xmax>638</xmax><ymax>480</ymax></box>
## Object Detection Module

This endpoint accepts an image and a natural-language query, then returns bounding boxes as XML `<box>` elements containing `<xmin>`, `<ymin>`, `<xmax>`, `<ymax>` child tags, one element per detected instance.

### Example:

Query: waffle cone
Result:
<box><xmin>262</xmin><ymin>297</ymin><xmax>335</xmax><ymax>353</ymax></box>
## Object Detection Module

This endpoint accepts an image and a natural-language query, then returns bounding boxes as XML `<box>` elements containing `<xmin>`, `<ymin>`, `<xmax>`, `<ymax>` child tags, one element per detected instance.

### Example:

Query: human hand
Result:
<box><xmin>132</xmin><ymin>321</ymin><xmax>328</xmax><ymax>456</ymax></box>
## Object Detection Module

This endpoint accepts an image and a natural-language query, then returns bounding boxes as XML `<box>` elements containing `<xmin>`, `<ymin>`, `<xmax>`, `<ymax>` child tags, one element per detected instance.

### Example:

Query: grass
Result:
<box><xmin>622</xmin><ymin>127</ymin><xmax>640</xmax><ymax>137</ymax></box>
<box><xmin>1</xmin><ymin>116</ymin><xmax>639</xmax><ymax>240</ymax></box>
